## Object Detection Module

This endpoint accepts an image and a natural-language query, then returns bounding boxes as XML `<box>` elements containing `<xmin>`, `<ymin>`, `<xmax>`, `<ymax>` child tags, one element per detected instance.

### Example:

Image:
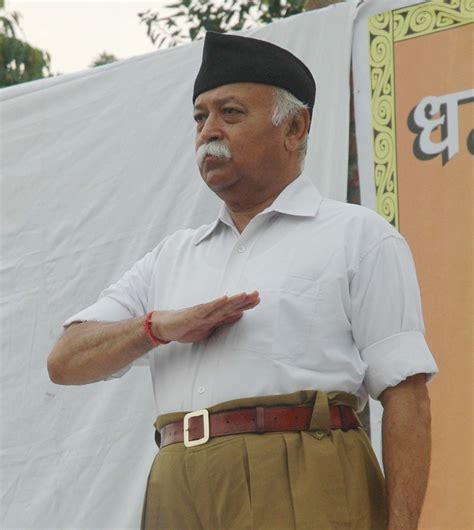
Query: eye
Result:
<box><xmin>193</xmin><ymin>113</ymin><xmax>206</xmax><ymax>123</ymax></box>
<box><xmin>223</xmin><ymin>107</ymin><xmax>242</xmax><ymax>116</ymax></box>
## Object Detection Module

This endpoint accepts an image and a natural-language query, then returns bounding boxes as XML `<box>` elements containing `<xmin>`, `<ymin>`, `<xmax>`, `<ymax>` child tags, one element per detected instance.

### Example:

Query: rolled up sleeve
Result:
<box><xmin>351</xmin><ymin>234</ymin><xmax>438</xmax><ymax>399</ymax></box>
<box><xmin>63</xmin><ymin>296</ymin><xmax>137</xmax><ymax>327</ymax></box>
<box><xmin>62</xmin><ymin>241</ymin><xmax>166</xmax><ymax>378</ymax></box>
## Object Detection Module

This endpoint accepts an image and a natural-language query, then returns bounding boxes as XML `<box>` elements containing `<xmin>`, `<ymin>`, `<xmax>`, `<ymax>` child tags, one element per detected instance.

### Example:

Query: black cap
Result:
<box><xmin>193</xmin><ymin>32</ymin><xmax>316</xmax><ymax>121</ymax></box>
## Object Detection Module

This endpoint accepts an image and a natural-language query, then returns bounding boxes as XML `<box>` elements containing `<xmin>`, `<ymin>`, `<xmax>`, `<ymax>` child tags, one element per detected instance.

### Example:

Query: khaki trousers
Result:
<box><xmin>141</xmin><ymin>391</ymin><xmax>387</xmax><ymax>530</ymax></box>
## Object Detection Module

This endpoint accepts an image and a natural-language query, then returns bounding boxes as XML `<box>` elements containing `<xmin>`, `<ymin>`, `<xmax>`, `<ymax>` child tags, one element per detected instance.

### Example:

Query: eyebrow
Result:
<box><xmin>193</xmin><ymin>96</ymin><xmax>246</xmax><ymax>112</ymax></box>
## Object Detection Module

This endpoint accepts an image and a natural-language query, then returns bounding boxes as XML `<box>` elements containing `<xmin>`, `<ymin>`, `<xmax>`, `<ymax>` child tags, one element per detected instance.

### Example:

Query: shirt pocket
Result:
<box><xmin>230</xmin><ymin>274</ymin><xmax>321</xmax><ymax>357</ymax></box>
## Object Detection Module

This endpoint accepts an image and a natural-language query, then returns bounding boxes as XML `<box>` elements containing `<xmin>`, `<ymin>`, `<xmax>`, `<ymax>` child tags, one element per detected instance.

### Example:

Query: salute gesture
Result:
<box><xmin>151</xmin><ymin>291</ymin><xmax>260</xmax><ymax>343</ymax></box>
<box><xmin>48</xmin><ymin>291</ymin><xmax>260</xmax><ymax>385</ymax></box>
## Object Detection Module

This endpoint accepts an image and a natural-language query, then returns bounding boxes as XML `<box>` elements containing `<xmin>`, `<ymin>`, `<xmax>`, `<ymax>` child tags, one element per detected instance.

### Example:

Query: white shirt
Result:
<box><xmin>64</xmin><ymin>174</ymin><xmax>438</xmax><ymax>414</ymax></box>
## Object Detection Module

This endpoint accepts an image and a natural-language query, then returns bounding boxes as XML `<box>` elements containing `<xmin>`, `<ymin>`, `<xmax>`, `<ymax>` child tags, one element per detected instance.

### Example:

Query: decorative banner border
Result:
<box><xmin>368</xmin><ymin>0</ymin><xmax>473</xmax><ymax>228</ymax></box>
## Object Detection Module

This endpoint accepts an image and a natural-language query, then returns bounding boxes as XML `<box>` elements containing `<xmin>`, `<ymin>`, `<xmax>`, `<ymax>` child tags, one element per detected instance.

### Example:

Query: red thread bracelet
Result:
<box><xmin>144</xmin><ymin>311</ymin><xmax>170</xmax><ymax>346</ymax></box>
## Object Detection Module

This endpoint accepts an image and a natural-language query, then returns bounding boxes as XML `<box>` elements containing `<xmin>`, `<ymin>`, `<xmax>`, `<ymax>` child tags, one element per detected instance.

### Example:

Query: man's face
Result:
<box><xmin>194</xmin><ymin>83</ymin><xmax>288</xmax><ymax>201</ymax></box>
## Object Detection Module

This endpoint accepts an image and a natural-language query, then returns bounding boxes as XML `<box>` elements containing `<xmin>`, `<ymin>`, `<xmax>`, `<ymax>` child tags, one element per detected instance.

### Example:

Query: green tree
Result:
<box><xmin>138</xmin><ymin>0</ymin><xmax>312</xmax><ymax>49</ymax></box>
<box><xmin>90</xmin><ymin>51</ymin><xmax>118</xmax><ymax>68</ymax></box>
<box><xmin>0</xmin><ymin>7</ymin><xmax>52</xmax><ymax>88</ymax></box>
<box><xmin>138</xmin><ymin>1</ymin><xmax>343</xmax><ymax>49</ymax></box>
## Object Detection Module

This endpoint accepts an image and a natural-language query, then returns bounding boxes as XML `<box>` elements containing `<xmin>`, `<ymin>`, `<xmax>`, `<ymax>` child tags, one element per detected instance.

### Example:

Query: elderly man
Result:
<box><xmin>48</xmin><ymin>32</ymin><xmax>438</xmax><ymax>530</ymax></box>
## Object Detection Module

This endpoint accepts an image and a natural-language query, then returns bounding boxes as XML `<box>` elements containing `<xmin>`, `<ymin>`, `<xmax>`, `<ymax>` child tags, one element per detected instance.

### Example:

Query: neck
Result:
<box><xmin>228</xmin><ymin>197</ymin><xmax>277</xmax><ymax>233</ymax></box>
<box><xmin>225</xmin><ymin>174</ymin><xmax>299</xmax><ymax>233</ymax></box>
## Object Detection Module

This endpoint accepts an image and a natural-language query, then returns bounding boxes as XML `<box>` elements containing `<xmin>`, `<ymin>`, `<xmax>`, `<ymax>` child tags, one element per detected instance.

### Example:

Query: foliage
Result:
<box><xmin>0</xmin><ymin>9</ymin><xmax>52</xmax><ymax>88</ymax></box>
<box><xmin>90</xmin><ymin>52</ymin><xmax>118</xmax><ymax>68</ymax></box>
<box><xmin>138</xmin><ymin>0</ymin><xmax>308</xmax><ymax>48</ymax></box>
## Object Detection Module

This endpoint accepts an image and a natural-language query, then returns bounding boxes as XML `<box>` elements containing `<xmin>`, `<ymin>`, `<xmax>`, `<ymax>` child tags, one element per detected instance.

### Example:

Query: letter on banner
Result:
<box><xmin>408</xmin><ymin>89</ymin><xmax>474</xmax><ymax>165</ymax></box>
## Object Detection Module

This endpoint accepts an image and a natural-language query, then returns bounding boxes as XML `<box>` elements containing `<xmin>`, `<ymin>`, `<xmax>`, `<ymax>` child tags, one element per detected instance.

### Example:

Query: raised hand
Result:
<box><xmin>151</xmin><ymin>291</ymin><xmax>260</xmax><ymax>343</ymax></box>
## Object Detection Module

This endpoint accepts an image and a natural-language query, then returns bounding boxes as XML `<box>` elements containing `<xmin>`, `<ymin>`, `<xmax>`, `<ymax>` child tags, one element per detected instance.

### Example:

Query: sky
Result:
<box><xmin>6</xmin><ymin>1</ymin><xmax>172</xmax><ymax>74</ymax></box>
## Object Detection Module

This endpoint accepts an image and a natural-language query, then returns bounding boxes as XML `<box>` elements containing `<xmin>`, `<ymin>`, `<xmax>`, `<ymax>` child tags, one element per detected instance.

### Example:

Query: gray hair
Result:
<box><xmin>272</xmin><ymin>87</ymin><xmax>309</xmax><ymax>171</ymax></box>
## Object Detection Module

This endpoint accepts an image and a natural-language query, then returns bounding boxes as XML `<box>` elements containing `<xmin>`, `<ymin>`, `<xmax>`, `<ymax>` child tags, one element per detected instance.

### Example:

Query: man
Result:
<box><xmin>48</xmin><ymin>32</ymin><xmax>438</xmax><ymax>530</ymax></box>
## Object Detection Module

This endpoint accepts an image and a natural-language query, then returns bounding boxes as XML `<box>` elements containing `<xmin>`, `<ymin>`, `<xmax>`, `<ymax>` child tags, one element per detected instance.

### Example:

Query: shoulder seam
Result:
<box><xmin>357</xmin><ymin>233</ymin><xmax>404</xmax><ymax>269</ymax></box>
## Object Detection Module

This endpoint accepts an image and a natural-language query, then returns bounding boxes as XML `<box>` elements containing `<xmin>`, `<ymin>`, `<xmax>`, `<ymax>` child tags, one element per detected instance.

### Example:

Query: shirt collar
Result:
<box><xmin>194</xmin><ymin>174</ymin><xmax>323</xmax><ymax>246</ymax></box>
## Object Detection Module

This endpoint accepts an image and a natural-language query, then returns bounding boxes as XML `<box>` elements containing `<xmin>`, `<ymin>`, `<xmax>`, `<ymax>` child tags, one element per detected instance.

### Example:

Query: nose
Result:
<box><xmin>198</xmin><ymin>112</ymin><xmax>224</xmax><ymax>145</ymax></box>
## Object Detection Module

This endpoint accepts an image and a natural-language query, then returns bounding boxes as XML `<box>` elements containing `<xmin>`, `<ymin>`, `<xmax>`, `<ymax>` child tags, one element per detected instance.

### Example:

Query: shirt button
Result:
<box><xmin>197</xmin><ymin>386</ymin><xmax>205</xmax><ymax>394</ymax></box>
<box><xmin>236</xmin><ymin>245</ymin><xmax>246</xmax><ymax>253</ymax></box>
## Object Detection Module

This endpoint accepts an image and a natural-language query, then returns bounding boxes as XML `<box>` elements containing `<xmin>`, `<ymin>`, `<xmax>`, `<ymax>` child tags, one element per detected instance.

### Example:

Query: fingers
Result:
<box><xmin>158</xmin><ymin>292</ymin><xmax>259</xmax><ymax>344</ymax></box>
<box><xmin>216</xmin><ymin>311</ymin><xmax>244</xmax><ymax>326</ymax></box>
<box><xmin>233</xmin><ymin>291</ymin><xmax>260</xmax><ymax>309</ymax></box>
<box><xmin>203</xmin><ymin>295</ymin><xmax>230</xmax><ymax>313</ymax></box>
<box><xmin>208</xmin><ymin>294</ymin><xmax>254</xmax><ymax>313</ymax></box>
<box><xmin>190</xmin><ymin>292</ymin><xmax>260</xmax><ymax>335</ymax></box>
<box><xmin>225</xmin><ymin>291</ymin><xmax>260</xmax><ymax>308</ymax></box>
<box><xmin>213</xmin><ymin>293</ymin><xmax>260</xmax><ymax>328</ymax></box>
<box><xmin>227</xmin><ymin>291</ymin><xmax>259</xmax><ymax>303</ymax></box>
<box><xmin>212</xmin><ymin>291</ymin><xmax>260</xmax><ymax>319</ymax></box>
<box><xmin>238</xmin><ymin>292</ymin><xmax>260</xmax><ymax>309</ymax></box>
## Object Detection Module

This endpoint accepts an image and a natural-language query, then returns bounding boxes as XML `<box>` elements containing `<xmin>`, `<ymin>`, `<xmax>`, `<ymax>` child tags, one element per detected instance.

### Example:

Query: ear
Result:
<box><xmin>284</xmin><ymin>109</ymin><xmax>310</xmax><ymax>153</ymax></box>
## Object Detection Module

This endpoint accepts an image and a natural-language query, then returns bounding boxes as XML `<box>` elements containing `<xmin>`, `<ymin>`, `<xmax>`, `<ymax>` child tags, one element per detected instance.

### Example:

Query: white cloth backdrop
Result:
<box><xmin>0</xmin><ymin>5</ymin><xmax>356</xmax><ymax>528</ymax></box>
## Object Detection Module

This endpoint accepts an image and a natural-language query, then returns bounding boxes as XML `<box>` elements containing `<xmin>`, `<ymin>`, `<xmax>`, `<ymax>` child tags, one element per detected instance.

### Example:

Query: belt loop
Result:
<box><xmin>339</xmin><ymin>405</ymin><xmax>362</xmax><ymax>430</ymax></box>
<box><xmin>154</xmin><ymin>429</ymin><xmax>162</xmax><ymax>448</ymax></box>
<box><xmin>256</xmin><ymin>406</ymin><xmax>265</xmax><ymax>432</ymax></box>
<box><xmin>153</xmin><ymin>418</ymin><xmax>161</xmax><ymax>448</ymax></box>
<box><xmin>309</xmin><ymin>391</ymin><xmax>331</xmax><ymax>438</ymax></box>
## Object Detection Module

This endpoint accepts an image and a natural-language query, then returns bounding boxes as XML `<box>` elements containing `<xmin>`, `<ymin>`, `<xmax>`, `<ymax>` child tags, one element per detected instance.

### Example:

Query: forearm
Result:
<box><xmin>381</xmin><ymin>374</ymin><xmax>431</xmax><ymax>530</ymax></box>
<box><xmin>47</xmin><ymin>291</ymin><xmax>260</xmax><ymax>386</ymax></box>
<box><xmin>47</xmin><ymin>317</ymin><xmax>152</xmax><ymax>385</ymax></box>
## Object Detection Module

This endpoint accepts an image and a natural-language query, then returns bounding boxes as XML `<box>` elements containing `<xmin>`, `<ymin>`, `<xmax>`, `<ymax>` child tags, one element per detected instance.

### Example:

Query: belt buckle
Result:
<box><xmin>183</xmin><ymin>409</ymin><xmax>210</xmax><ymax>448</ymax></box>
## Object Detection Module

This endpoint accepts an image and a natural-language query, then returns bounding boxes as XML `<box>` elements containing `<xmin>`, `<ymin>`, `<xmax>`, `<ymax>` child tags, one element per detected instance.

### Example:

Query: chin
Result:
<box><xmin>206</xmin><ymin>180</ymin><xmax>234</xmax><ymax>194</ymax></box>
<box><xmin>203</xmin><ymin>170</ymin><xmax>238</xmax><ymax>192</ymax></box>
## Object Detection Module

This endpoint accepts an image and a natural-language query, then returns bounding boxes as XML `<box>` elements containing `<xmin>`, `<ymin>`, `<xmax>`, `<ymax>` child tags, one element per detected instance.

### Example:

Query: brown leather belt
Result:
<box><xmin>158</xmin><ymin>405</ymin><xmax>360</xmax><ymax>448</ymax></box>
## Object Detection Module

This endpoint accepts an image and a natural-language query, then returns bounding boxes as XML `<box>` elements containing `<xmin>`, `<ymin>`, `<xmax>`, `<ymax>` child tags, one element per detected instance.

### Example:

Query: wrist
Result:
<box><xmin>143</xmin><ymin>311</ymin><xmax>170</xmax><ymax>346</ymax></box>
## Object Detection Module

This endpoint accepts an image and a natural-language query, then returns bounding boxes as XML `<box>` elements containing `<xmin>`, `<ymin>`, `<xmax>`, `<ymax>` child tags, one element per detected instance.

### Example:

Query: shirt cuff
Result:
<box><xmin>361</xmin><ymin>330</ymin><xmax>438</xmax><ymax>399</ymax></box>
<box><xmin>62</xmin><ymin>297</ymin><xmax>150</xmax><ymax>377</ymax></box>
<box><xmin>104</xmin><ymin>365</ymin><xmax>134</xmax><ymax>380</ymax></box>
<box><xmin>62</xmin><ymin>297</ymin><xmax>136</xmax><ymax>328</ymax></box>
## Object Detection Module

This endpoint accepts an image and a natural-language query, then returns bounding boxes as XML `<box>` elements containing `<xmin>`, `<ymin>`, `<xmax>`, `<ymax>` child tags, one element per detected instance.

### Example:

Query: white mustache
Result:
<box><xmin>196</xmin><ymin>141</ymin><xmax>232</xmax><ymax>169</ymax></box>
